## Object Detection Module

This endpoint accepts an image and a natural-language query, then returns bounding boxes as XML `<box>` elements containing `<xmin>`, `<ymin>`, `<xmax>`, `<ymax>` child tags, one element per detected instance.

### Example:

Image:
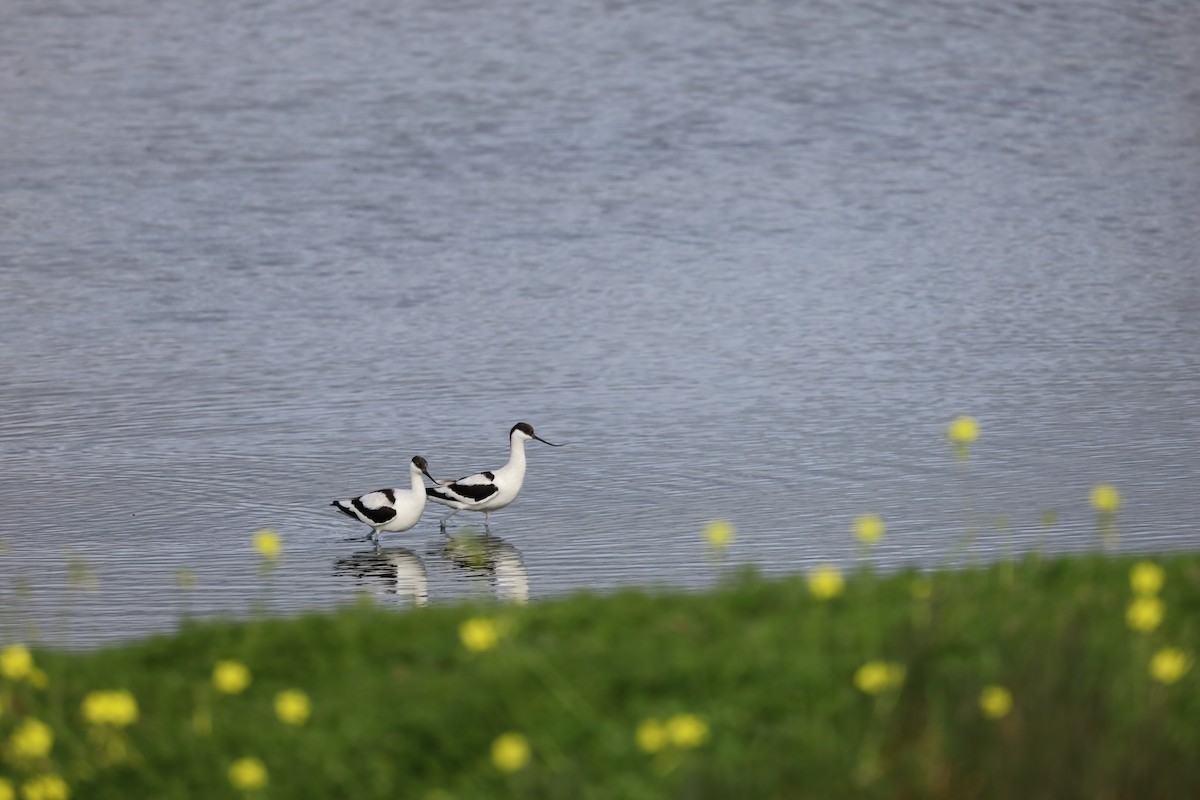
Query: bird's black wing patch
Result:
<box><xmin>352</xmin><ymin>497</ymin><xmax>397</xmax><ymax>524</ymax></box>
<box><xmin>447</xmin><ymin>481</ymin><xmax>500</xmax><ymax>503</ymax></box>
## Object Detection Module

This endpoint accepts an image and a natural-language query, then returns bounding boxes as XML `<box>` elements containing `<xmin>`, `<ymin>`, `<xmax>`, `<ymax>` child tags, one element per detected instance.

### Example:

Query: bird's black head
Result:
<box><xmin>510</xmin><ymin>422</ymin><xmax>564</xmax><ymax>447</ymax></box>
<box><xmin>411</xmin><ymin>455</ymin><xmax>436</xmax><ymax>482</ymax></box>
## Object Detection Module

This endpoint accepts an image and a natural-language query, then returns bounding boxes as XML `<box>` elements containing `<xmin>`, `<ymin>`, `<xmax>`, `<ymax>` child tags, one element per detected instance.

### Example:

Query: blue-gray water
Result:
<box><xmin>2</xmin><ymin>0</ymin><xmax>1198</xmax><ymax>647</ymax></box>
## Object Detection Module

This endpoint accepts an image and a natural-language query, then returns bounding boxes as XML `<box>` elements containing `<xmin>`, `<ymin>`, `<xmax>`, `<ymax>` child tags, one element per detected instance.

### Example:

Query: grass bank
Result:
<box><xmin>2</xmin><ymin>554</ymin><xmax>1198</xmax><ymax>799</ymax></box>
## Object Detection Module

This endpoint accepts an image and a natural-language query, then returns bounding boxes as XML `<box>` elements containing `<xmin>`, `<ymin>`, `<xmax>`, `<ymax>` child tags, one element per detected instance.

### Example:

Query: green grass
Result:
<box><xmin>4</xmin><ymin>555</ymin><xmax>1199</xmax><ymax>799</ymax></box>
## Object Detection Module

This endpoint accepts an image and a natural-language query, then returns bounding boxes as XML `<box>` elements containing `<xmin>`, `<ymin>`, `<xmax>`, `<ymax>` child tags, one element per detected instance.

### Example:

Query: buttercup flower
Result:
<box><xmin>1149</xmin><ymin>648</ymin><xmax>1192</xmax><ymax>685</ymax></box>
<box><xmin>0</xmin><ymin>778</ymin><xmax>12</xmax><ymax>800</ymax></box>
<box><xmin>853</xmin><ymin>514</ymin><xmax>885</xmax><ymax>545</ymax></box>
<box><xmin>1</xmin><ymin>645</ymin><xmax>33</xmax><ymax>681</ymax></box>
<box><xmin>854</xmin><ymin>661</ymin><xmax>905</xmax><ymax>695</ymax></box>
<box><xmin>490</xmin><ymin>732</ymin><xmax>531</xmax><ymax>773</ymax></box>
<box><xmin>459</xmin><ymin>618</ymin><xmax>500</xmax><ymax>653</ymax></box>
<box><xmin>81</xmin><ymin>690</ymin><xmax>139</xmax><ymax>727</ymax></box>
<box><xmin>665</xmin><ymin>714</ymin><xmax>709</xmax><ymax>749</ymax></box>
<box><xmin>1089</xmin><ymin>484</ymin><xmax>1121</xmax><ymax>514</ymax></box>
<box><xmin>946</xmin><ymin>415</ymin><xmax>979</xmax><ymax>445</ymax></box>
<box><xmin>1126</xmin><ymin>597</ymin><xmax>1164</xmax><ymax>633</ymax></box>
<box><xmin>18</xmin><ymin>775</ymin><xmax>68</xmax><ymax>800</ymax></box>
<box><xmin>636</xmin><ymin>718</ymin><xmax>667</xmax><ymax>753</ymax></box>
<box><xmin>704</xmin><ymin>520</ymin><xmax>736</xmax><ymax>549</ymax></box>
<box><xmin>274</xmin><ymin>689</ymin><xmax>311</xmax><ymax>726</ymax></box>
<box><xmin>807</xmin><ymin>565</ymin><xmax>845</xmax><ymax>600</ymax></box>
<box><xmin>176</xmin><ymin>569</ymin><xmax>197</xmax><ymax>590</ymax></box>
<box><xmin>213</xmin><ymin>660</ymin><xmax>252</xmax><ymax>694</ymax></box>
<box><xmin>9</xmin><ymin>718</ymin><xmax>54</xmax><ymax>760</ymax></box>
<box><xmin>1129</xmin><ymin>561</ymin><xmax>1165</xmax><ymax>596</ymax></box>
<box><xmin>979</xmin><ymin>685</ymin><xmax>1013</xmax><ymax>719</ymax></box>
<box><xmin>253</xmin><ymin>529</ymin><xmax>281</xmax><ymax>560</ymax></box>
<box><xmin>229</xmin><ymin>757</ymin><xmax>268</xmax><ymax>791</ymax></box>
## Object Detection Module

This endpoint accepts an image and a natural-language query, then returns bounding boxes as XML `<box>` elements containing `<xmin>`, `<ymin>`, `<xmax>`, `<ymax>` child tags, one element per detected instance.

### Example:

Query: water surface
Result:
<box><xmin>2</xmin><ymin>0</ymin><xmax>1198</xmax><ymax>646</ymax></box>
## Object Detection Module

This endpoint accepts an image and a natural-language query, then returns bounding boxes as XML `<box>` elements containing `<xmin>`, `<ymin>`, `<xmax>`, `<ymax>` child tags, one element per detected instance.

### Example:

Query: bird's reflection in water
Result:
<box><xmin>332</xmin><ymin>546</ymin><xmax>429</xmax><ymax>607</ymax></box>
<box><xmin>438</xmin><ymin>530</ymin><xmax>529</xmax><ymax>603</ymax></box>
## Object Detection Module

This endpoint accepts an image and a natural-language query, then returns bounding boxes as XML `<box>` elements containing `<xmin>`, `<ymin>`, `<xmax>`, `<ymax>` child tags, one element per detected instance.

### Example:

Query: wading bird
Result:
<box><xmin>427</xmin><ymin>422</ymin><xmax>563</xmax><ymax>531</ymax></box>
<box><xmin>331</xmin><ymin>456</ymin><xmax>437</xmax><ymax>541</ymax></box>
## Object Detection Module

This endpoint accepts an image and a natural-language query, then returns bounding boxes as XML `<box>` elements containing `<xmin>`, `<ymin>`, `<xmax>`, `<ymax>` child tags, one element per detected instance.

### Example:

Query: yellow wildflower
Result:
<box><xmin>213</xmin><ymin>660</ymin><xmax>251</xmax><ymax>694</ymax></box>
<box><xmin>0</xmin><ymin>778</ymin><xmax>11</xmax><ymax>800</ymax></box>
<box><xmin>807</xmin><ymin>565</ymin><xmax>845</xmax><ymax>600</ymax></box>
<box><xmin>81</xmin><ymin>690</ymin><xmax>139</xmax><ymax>727</ymax></box>
<box><xmin>854</xmin><ymin>661</ymin><xmax>905</xmax><ymax>695</ymax></box>
<box><xmin>665</xmin><ymin>713</ymin><xmax>709</xmax><ymax>749</ymax></box>
<box><xmin>1089</xmin><ymin>484</ymin><xmax>1121</xmax><ymax>514</ymax></box>
<box><xmin>459</xmin><ymin>617</ymin><xmax>500</xmax><ymax>653</ymax></box>
<box><xmin>253</xmin><ymin>529</ymin><xmax>281</xmax><ymax>560</ymax></box>
<box><xmin>979</xmin><ymin>685</ymin><xmax>1013</xmax><ymax>719</ymax></box>
<box><xmin>228</xmin><ymin>757</ymin><xmax>268</xmax><ymax>791</ymax></box>
<box><xmin>946</xmin><ymin>415</ymin><xmax>979</xmax><ymax>445</ymax></box>
<box><xmin>176</xmin><ymin>569</ymin><xmax>197</xmax><ymax>590</ymax></box>
<box><xmin>853</xmin><ymin>514</ymin><xmax>885</xmax><ymax>544</ymax></box>
<box><xmin>1129</xmin><ymin>561</ymin><xmax>1164</xmax><ymax>596</ymax></box>
<box><xmin>1</xmin><ymin>644</ymin><xmax>33</xmax><ymax>681</ymax></box>
<box><xmin>274</xmin><ymin>689</ymin><xmax>311</xmax><ymax>726</ymax></box>
<box><xmin>9</xmin><ymin>718</ymin><xmax>53</xmax><ymax>760</ymax></box>
<box><xmin>704</xmin><ymin>520</ymin><xmax>735</xmax><ymax>549</ymax></box>
<box><xmin>1126</xmin><ymin>597</ymin><xmax>1164</xmax><ymax>633</ymax></box>
<box><xmin>1149</xmin><ymin>647</ymin><xmax>1192</xmax><ymax>685</ymax></box>
<box><xmin>18</xmin><ymin>775</ymin><xmax>68</xmax><ymax>800</ymax></box>
<box><xmin>490</xmin><ymin>732</ymin><xmax>531</xmax><ymax>773</ymax></box>
<box><xmin>635</xmin><ymin>718</ymin><xmax>667</xmax><ymax>753</ymax></box>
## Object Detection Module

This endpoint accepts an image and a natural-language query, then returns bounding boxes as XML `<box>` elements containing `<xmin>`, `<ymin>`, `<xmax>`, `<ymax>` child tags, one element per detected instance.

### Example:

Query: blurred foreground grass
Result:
<box><xmin>3</xmin><ymin>555</ymin><xmax>1198</xmax><ymax>799</ymax></box>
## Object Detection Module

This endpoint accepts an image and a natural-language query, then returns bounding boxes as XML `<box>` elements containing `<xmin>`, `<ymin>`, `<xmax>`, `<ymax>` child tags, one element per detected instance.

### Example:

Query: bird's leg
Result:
<box><xmin>439</xmin><ymin>508</ymin><xmax>461</xmax><ymax>534</ymax></box>
<box><xmin>483</xmin><ymin>511</ymin><xmax>491</xmax><ymax>536</ymax></box>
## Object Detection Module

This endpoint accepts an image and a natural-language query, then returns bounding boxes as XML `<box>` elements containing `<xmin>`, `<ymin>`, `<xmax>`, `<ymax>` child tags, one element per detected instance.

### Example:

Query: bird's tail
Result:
<box><xmin>330</xmin><ymin>500</ymin><xmax>356</xmax><ymax>519</ymax></box>
<box><xmin>426</xmin><ymin>486</ymin><xmax>456</xmax><ymax>505</ymax></box>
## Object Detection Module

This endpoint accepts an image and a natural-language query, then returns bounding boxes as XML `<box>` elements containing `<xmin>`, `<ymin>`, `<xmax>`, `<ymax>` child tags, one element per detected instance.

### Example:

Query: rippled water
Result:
<box><xmin>2</xmin><ymin>0</ymin><xmax>1198</xmax><ymax>646</ymax></box>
